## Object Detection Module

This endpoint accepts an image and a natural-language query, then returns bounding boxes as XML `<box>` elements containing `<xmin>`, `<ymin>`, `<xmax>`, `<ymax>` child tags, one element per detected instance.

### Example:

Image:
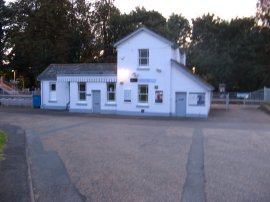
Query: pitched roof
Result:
<box><xmin>114</xmin><ymin>26</ymin><xmax>179</xmax><ymax>49</ymax></box>
<box><xmin>37</xmin><ymin>63</ymin><xmax>117</xmax><ymax>81</ymax></box>
<box><xmin>171</xmin><ymin>60</ymin><xmax>214</xmax><ymax>91</ymax></box>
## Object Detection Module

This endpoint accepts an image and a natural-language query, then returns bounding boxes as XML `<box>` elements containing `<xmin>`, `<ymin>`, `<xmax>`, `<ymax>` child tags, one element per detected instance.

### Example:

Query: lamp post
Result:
<box><xmin>11</xmin><ymin>70</ymin><xmax>16</xmax><ymax>82</ymax></box>
<box><xmin>192</xmin><ymin>67</ymin><xmax>196</xmax><ymax>74</ymax></box>
<box><xmin>11</xmin><ymin>70</ymin><xmax>16</xmax><ymax>90</ymax></box>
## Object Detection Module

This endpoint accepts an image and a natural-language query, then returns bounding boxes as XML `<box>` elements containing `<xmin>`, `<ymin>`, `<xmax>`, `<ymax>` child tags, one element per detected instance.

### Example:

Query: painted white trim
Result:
<box><xmin>57</xmin><ymin>75</ymin><xmax>116</xmax><ymax>83</ymax></box>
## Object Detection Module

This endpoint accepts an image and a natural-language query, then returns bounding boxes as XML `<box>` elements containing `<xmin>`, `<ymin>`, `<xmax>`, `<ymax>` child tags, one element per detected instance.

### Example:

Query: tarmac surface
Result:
<box><xmin>0</xmin><ymin>105</ymin><xmax>270</xmax><ymax>202</ymax></box>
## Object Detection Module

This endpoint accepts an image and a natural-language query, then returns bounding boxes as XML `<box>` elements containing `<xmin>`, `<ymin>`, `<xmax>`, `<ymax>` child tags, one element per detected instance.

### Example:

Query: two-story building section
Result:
<box><xmin>38</xmin><ymin>27</ymin><xmax>214</xmax><ymax>117</ymax></box>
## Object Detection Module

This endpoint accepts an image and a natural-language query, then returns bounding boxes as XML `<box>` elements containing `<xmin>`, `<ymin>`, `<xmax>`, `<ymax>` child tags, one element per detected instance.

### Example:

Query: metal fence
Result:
<box><xmin>212</xmin><ymin>87</ymin><xmax>270</xmax><ymax>106</ymax></box>
<box><xmin>0</xmin><ymin>96</ymin><xmax>32</xmax><ymax>107</ymax></box>
<box><xmin>0</xmin><ymin>91</ymin><xmax>40</xmax><ymax>108</ymax></box>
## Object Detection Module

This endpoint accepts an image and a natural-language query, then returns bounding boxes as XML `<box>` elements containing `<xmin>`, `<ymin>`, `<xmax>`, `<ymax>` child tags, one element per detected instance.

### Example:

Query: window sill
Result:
<box><xmin>189</xmin><ymin>104</ymin><xmax>206</xmax><ymax>107</ymax></box>
<box><xmin>136</xmin><ymin>103</ymin><xmax>149</xmax><ymax>108</ymax></box>
<box><xmin>76</xmin><ymin>102</ymin><xmax>87</xmax><ymax>106</ymax></box>
<box><xmin>137</xmin><ymin>67</ymin><xmax>150</xmax><ymax>71</ymax></box>
<box><xmin>105</xmin><ymin>102</ymin><xmax>117</xmax><ymax>106</ymax></box>
<box><xmin>49</xmin><ymin>100</ymin><xmax>57</xmax><ymax>103</ymax></box>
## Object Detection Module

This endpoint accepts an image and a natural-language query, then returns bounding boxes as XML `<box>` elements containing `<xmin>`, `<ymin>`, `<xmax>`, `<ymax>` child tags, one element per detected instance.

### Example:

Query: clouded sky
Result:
<box><xmin>114</xmin><ymin>0</ymin><xmax>258</xmax><ymax>21</ymax></box>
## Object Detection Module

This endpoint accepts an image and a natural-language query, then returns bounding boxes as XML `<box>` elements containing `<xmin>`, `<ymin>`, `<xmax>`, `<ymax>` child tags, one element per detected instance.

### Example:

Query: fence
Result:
<box><xmin>0</xmin><ymin>96</ymin><xmax>32</xmax><ymax>107</ymax></box>
<box><xmin>0</xmin><ymin>91</ymin><xmax>40</xmax><ymax>108</ymax></box>
<box><xmin>212</xmin><ymin>87</ymin><xmax>270</xmax><ymax>106</ymax></box>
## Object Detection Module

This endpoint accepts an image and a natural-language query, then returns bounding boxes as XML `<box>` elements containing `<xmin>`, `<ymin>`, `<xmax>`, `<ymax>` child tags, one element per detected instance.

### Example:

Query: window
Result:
<box><xmin>107</xmin><ymin>83</ymin><xmax>116</xmax><ymax>101</ymax></box>
<box><xmin>50</xmin><ymin>83</ymin><xmax>56</xmax><ymax>91</ymax></box>
<box><xmin>155</xmin><ymin>91</ymin><xmax>163</xmax><ymax>103</ymax></box>
<box><xmin>139</xmin><ymin>49</ymin><xmax>149</xmax><ymax>66</ymax></box>
<box><xmin>124</xmin><ymin>89</ymin><xmax>131</xmax><ymax>102</ymax></box>
<box><xmin>138</xmin><ymin>85</ymin><xmax>148</xmax><ymax>103</ymax></box>
<box><xmin>78</xmin><ymin>82</ymin><xmax>86</xmax><ymax>101</ymax></box>
<box><xmin>49</xmin><ymin>83</ymin><xmax>56</xmax><ymax>101</ymax></box>
<box><xmin>189</xmin><ymin>93</ymin><xmax>205</xmax><ymax>106</ymax></box>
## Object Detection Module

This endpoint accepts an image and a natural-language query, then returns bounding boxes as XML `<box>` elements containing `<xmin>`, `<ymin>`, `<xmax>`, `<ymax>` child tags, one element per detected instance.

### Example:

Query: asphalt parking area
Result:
<box><xmin>0</xmin><ymin>105</ymin><xmax>270</xmax><ymax>202</ymax></box>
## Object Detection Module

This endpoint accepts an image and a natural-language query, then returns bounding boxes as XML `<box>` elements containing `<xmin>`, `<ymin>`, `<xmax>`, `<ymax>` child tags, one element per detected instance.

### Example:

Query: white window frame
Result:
<box><xmin>138</xmin><ymin>85</ymin><xmax>148</xmax><ymax>103</ymax></box>
<box><xmin>139</xmin><ymin>49</ymin><xmax>149</xmax><ymax>66</ymax></box>
<box><xmin>107</xmin><ymin>83</ymin><xmax>116</xmax><ymax>102</ymax></box>
<box><xmin>78</xmin><ymin>82</ymin><xmax>86</xmax><ymax>101</ymax></box>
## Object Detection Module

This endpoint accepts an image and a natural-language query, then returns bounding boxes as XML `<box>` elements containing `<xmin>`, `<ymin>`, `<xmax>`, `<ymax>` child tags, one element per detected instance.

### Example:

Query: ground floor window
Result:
<box><xmin>49</xmin><ymin>82</ymin><xmax>56</xmax><ymax>101</ymax></box>
<box><xmin>107</xmin><ymin>83</ymin><xmax>116</xmax><ymax>101</ymax></box>
<box><xmin>78</xmin><ymin>82</ymin><xmax>86</xmax><ymax>101</ymax></box>
<box><xmin>189</xmin><ymin>93</ymin><xmax>205</xmax><ymax>106</ymax></box>
<box><xmin>138</xmin><ymin>85</ymin><xmax>148</xmax><ymax>103</ymax></box>
<box><xmin>155</xmin><ymin>90</ymin><xmax>163</xmax><ymax>103</ymax></box>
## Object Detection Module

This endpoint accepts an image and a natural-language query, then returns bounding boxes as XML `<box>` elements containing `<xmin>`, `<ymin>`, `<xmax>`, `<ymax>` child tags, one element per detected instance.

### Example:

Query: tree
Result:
<box><xmin>257</xmin><ymin>0</ymin><xmax>270</xmax><ymax>26</ymax></box>
<box><xmin>129</xmin><ymin>7</ymin><xmax>168</xmax><ymax>36</ymax></box>
<box><xmin>6</xmin><ymin>0</ymin><xmax>77</xmax><ymax>86</ymax></box>
<box><xmin>167</xmin><ymin>14</ymin><xmax>191</xmax><ymax>49</ymax></box>
<box><xmin>0</xmin><ymin>0</ymin><xmax>8</xmax><ymax>69</ymax></box>
<box><xmin>187</xmin><ymin>14</ymin><xmax>268</xmax><ymax>91</ymax></box>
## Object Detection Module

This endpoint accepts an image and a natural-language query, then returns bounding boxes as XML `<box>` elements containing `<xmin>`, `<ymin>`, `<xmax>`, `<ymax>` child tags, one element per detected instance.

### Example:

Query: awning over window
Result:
<box><xmin>57</xmin><ymin>75</ymin><xmax>117</xmax><ymax>83</ymax></box>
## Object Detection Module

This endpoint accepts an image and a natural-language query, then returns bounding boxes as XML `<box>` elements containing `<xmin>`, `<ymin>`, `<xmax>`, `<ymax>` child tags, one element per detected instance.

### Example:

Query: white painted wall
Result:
<box><xmin>40</xmin><ymin>29</ymin><xmax>211</xmax><ymax>117</ymax></box>
<box><xmin>69</xmin><ymin>82</ymin><xmax>116</xmax><ymax>113</ymax></box>
<box><xmin>116</xmin><ymin>31</ymin><xmax>173</xmax><ymax>115</ymax></box>
<box><xmin>171</xmin><ymin>63</ymin><xmax>211</xmax><ymax>117</ymax></box>
<box><xmin>41</xmin><ymin>81</ymin><xmax>69</xmax><ymax>109</ymax></box>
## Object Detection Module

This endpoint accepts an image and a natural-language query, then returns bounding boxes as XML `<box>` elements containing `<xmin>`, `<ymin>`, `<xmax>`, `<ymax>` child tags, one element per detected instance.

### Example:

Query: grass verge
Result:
<box><xmin>0</xmin><ymin>130</ymin><xmax>7</xmax><ymax>160</ymax></box>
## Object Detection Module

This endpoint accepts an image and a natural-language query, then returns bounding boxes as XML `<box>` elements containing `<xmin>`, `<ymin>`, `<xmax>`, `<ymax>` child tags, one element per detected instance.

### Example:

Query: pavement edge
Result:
<box><xmin>25</xmin><ymin>131</ymin><xmax>35</xmax><ymax>202</ymax></box>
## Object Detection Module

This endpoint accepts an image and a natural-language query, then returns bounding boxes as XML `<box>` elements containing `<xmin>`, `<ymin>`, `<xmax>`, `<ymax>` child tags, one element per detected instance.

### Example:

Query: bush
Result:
<box><xmin>0</xmin><ymin>130</ymin><xmax>7</xmax><ymax>160</ymax></box>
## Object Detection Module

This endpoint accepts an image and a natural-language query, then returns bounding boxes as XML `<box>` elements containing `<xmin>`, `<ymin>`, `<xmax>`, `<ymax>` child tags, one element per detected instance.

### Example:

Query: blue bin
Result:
<box><xmin>32</xmin><ymin>95</ymin><xmax>41</xmax><ymax>108</ymax></box>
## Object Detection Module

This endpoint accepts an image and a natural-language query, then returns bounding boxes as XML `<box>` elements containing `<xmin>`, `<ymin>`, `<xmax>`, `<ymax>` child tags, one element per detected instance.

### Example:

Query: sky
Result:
<box><xmin>5</xmin><ymin>0</ymin><xmax>258</xmax><ymax>21</ymax></box>
<box><xmin>114</xmin><ymin>0</ymin><xmax>258</xmax><ymax>21</ymax></box>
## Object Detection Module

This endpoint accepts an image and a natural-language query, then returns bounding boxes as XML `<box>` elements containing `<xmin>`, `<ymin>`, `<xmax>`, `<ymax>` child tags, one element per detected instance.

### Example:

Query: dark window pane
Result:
<box><xmin>79</xmin><ymin>83</ymin><xmax>86</xmax><ymax>91</ymax></box>
<box><xmin>140</xmin><ymin>50</ymin><xmax>148</xmax><ymax>57</ymax></box>
<box><xmin>51</xmin><ymin>84</ymin><xmax>56</xmax><ymax>91</ymax></box>
<box><xmin>140</xmin><ymin>58</ymin><xmax>148</xmax><ymax>65</ymax></box>
<box><xmin>108</xmin><ymin>93</ymin><xmax>115</xmax><ymax>101</ymax></box>
<box><xmin>80</xmin><ymin>93</ymin><xmax>86</xmax><ymax>100</ymax></box>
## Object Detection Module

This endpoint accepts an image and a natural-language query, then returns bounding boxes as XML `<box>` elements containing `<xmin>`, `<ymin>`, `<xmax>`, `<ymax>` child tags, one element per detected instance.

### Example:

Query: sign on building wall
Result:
<box><xmin>155</xmin><ymin>91</ymin><xmax>163</xmax><ymax>103</ymax></box>
<box><xmin>138</xmin><ymin>79</ymin><xmax>156</xmax><ymax>83</ymax></box>
<box><xmin>189</xmin><ymin>93</ymin><xmax>205</xmax><ymax>106</ymax></box>
<box><xmin>124</xmin><ymin>89</ymin><xmax>131</xmax><ymax>102</ymax></box>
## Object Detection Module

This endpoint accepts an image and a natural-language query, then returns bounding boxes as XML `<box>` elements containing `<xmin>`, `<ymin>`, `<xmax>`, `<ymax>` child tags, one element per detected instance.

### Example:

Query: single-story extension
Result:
<box><xmin>38</xmin><ymin>27</ymin><xmax>214</xmax><ymax>117</ymax></box>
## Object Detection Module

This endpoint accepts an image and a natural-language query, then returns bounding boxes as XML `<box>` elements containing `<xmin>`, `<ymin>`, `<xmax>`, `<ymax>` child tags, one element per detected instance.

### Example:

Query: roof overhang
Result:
<box><xmin>57</xmin><ymin>75</ymin><xmax>117</xmax><ymax>83</ymax></box>
<box><xmin>114</xmin><ymin>26</ymin><xmax>177</xmax><ymax>49</ymax></box>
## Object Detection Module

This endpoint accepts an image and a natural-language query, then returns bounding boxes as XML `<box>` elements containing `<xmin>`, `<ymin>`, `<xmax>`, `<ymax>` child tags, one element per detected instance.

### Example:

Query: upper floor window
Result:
<box><xmin>107</xmin><ymin>83</ymin><xmax>116</xmax><ymax>101</ymax></box>
<box><xmin>78</xmin><ymin>82</ymin><xmax>86</xmax><ymax>101</ymax></box>
<box><xmin>139</xmin><ymin>49</ymin><xmax>149</xmax><ymax>66</ymax></box>
<box><xmin>138</xmin><ymin>85</ymin><xmax>148</xmax><ymax>103</ymax></box>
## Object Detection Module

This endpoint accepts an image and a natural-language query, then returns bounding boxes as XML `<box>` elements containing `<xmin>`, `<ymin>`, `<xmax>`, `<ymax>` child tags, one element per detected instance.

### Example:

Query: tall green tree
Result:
<box><xmin>128</xmin><ymin>7</ymin><xmax>168</xmax><ymax>36</ymax></box>
<box><xmin>188</xmin><ymin>14</ymin><xmax>268</xmax><ymax>91</ymax></box>
<box><xmin>6</xmin><ymin>0</ymin><xmax>77</xmax><ymax>86</ymax></box>
<box><xmin>0</xmin><ymin>0</ymin><xmax>7</xmax><ymax>69</ymax></box>
<box><xmin>167</xmin><ymin>14</ymin><xmax>191</xmax><ymax>48</ymax></box>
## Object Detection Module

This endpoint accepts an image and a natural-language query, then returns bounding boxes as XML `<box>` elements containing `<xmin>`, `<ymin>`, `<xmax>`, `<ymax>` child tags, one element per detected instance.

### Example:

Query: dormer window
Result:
<box><xmin>139</xmin><ymin>49</ymin><xmax>149</xmax><ymax>66</ymax></box>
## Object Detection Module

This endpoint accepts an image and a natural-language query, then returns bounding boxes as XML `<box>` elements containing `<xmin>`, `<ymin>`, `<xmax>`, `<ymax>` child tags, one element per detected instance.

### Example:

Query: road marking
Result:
<box><xmin>181</xmin><ymin>128</ymin><xmax>206</xmax><ymax>202</ymax></box>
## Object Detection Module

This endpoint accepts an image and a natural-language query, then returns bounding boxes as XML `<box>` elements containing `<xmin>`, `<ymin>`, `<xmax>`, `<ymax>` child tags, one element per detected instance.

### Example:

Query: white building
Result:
<box><xmin>38</xmin><ymin>27</ymin><xmax>213</xmax><ymax>117</ymax></box>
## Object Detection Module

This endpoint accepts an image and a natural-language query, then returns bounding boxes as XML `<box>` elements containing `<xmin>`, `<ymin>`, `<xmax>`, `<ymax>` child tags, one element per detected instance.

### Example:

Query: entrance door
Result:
<box><xmin>92</xmin><ymin>90</ymin><xmax>101</xmax><ymax>113</ymax></box>
<box><xmin>175</xmin><ymin>92</ymin><xmax>187</xmax><ymax>117</ymax></box>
